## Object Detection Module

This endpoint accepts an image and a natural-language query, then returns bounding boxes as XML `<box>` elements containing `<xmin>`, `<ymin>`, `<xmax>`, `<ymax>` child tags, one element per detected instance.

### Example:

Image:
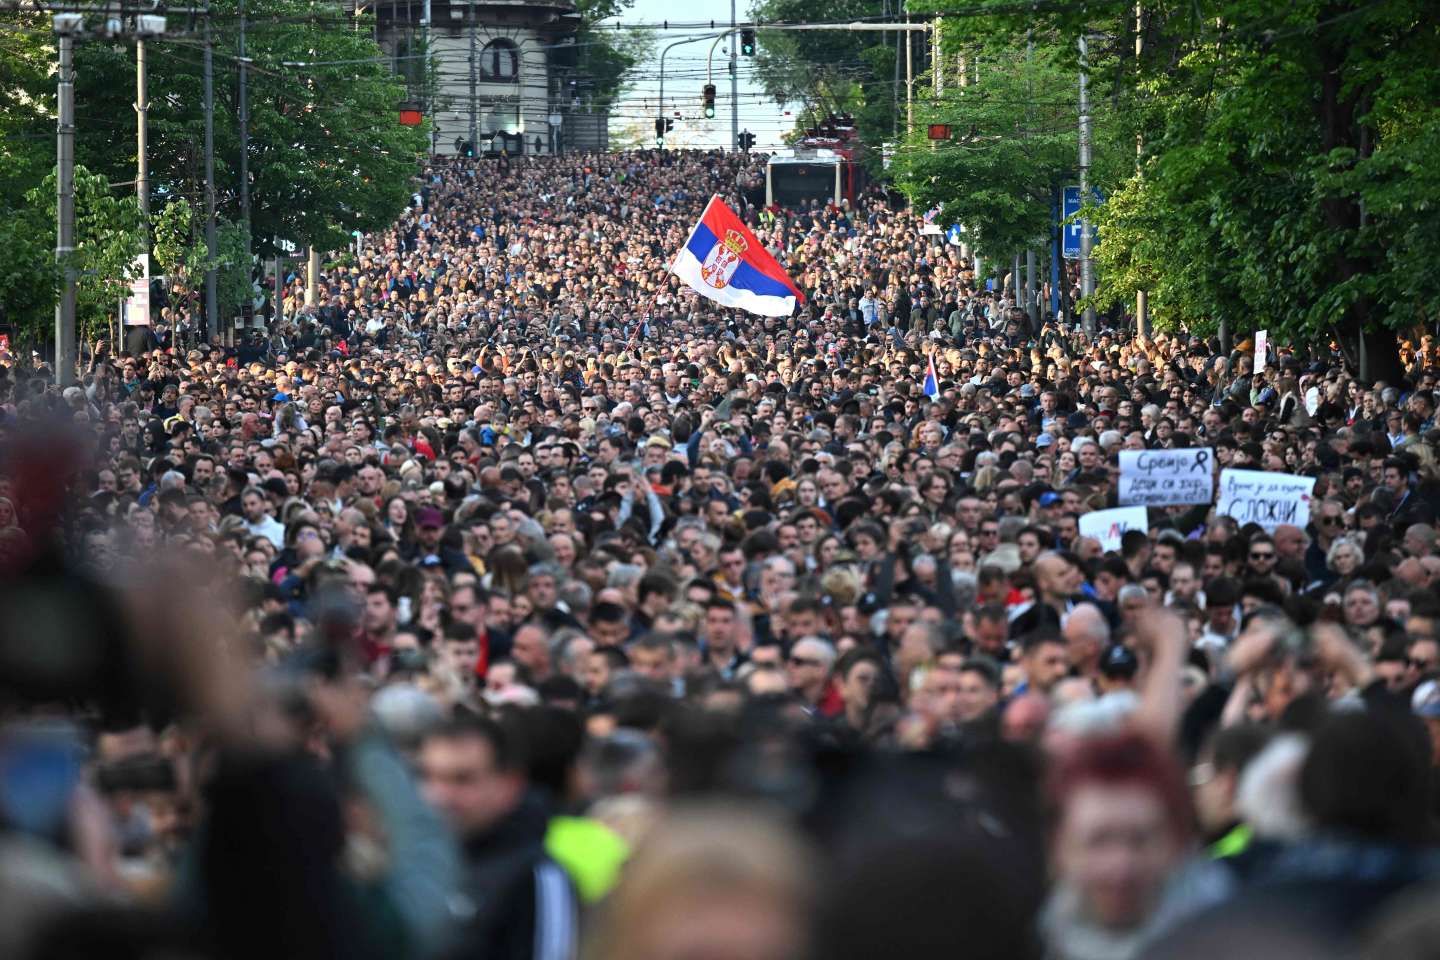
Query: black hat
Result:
<box><xmin>1100</xmin><ymin>644</ymin><xmax>1139</xmax><ymax>680</ymax></box>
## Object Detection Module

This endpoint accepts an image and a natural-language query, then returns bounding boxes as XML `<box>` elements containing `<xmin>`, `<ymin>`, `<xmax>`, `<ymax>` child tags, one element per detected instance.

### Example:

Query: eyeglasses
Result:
<box><xmin>1409</xmin><ymin>658</ymin><xmax>1436</xmax><ymax>671</ymax></box>
<box><xmin>1250</xmin><ymin>551</ymin><xmax>1275</xmax><ymax>560</ymax></box>
<box><xmin>788</xmin><ymin>656</ymin><xmax>823</xmax><ymax>668</ymax></box>
<box><xmin>1320</xmin><ymin>516</ymin><xmax>1343</xmax><ymax>527</ymax></box>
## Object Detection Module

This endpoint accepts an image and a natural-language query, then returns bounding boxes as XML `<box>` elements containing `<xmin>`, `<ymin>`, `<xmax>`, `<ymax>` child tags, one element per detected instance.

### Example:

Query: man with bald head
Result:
<box><xmin>1062</xmin><ymin>603</ymin><xmax>1111</xmax><ymax>681</ymax></box>
<box><xmin>1272</xmin><ymin>524</ymin><xmax>1309</xmax><ymax>566</ymax></box>
<box><xmin>1010</xmin><ymin>552</ymin><xmax>1083</xmax><ymax>638</ymax></box>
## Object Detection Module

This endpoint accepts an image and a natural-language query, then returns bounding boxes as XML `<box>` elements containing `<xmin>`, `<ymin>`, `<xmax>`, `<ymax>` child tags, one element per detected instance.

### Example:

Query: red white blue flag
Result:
<box><xmin>922</xmin><ymin>352</ymin><xmax>940</xmax><ymax>398</ymax></box>
<box><xmin>670</xmin><ymin>195</ymin><xmax>805</xmax><ymax>318</ymax></box>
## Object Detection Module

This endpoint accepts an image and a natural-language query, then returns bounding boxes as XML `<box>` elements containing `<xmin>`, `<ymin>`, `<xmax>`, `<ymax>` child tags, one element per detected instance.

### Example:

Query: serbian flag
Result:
<box><xmin>922</xmin><ymin>353</ymin><xmax>940</xmax><ymax>398</ymax></box>
<box><xmin>671</xmin><ymin>195</ymin><xmax>805</xmax><ymax>317</ymax></box>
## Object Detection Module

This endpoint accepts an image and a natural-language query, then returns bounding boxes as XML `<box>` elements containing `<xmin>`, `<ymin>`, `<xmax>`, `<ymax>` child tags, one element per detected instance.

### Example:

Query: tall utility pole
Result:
<box><xmin>905</xmin><ymin>12</ymin><xmax>914</xmax><ymax>134</ymax></box>
<box><xmin>1134</xmin><ymin>2</ymin><xmax>1149</xmax><ymax>336</ymax></box>
<box><xmin>1024</xmin><ymin>35</ymin><xmax>1036</xmax><ymax>326</ymax></box>
<box><xmin>1012</xmin><ymin>253</ymin><xmax>1021</xmax><ymax>313</ymax></box>
<box><xmin>1026</xmin><ymin>250</ymin><xmax>1037</xmax><ymax>325</ymax></box>
<box><xmin>468</xmin><ymin>28</ymin><xmax>478</xmax><ymax>149</ymax></box>
<box><xmin>891</xmin><ymin>2</ymin><xmax>900</xmax><ymax>135</ymax></box>
<box><xmin>133</xmin><ymin>28</ymin><xmax>151</xmax><ymax>342</ymax></box>
<box><xmin>306</xmin><ymin>247</ymin><xmax>320</xmax><ymax>306</ymax></box>
<box><xmin>203</xmin><ymin>22</ymin><xmax>218</xmax><ymax>339</ymax></box>
<box><xmin>423</xmin><ymin>0</ymin><xmax>433</xmax><ymax>153</ymax></box>
<box><xmin>1078</xmin><ymin>35</ymin><xmax>1095</xmax><ymax>336</ymax></box>
<box><xmin>54</xmin><ymin>15</ymin><xmax>79</xmax><ymax>386</ymax></box>
<box><xmin>136</xmin><ymin>37</ymin><xmax>149</xmax><ymax>221</ymax></box>
<box><xmin>728</xmin><ymin>0</ymin><xmax>738</xmax><ymax>150</ymax></box>
<box><xmin>932</xmin><ymin>16</ymin><xmax>942</xmax><ymax>96</ymax></box>
<box><xmin>239</xmin><ymin>0</ymin><xmax>250</xmax><ymax>231</ymax></box>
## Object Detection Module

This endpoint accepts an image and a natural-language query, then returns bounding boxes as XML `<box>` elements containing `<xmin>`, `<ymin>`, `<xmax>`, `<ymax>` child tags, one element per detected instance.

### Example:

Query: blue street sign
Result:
<box><xmin>1062</xmin><ymin>186</ymin><xmax>1103</xmax><ymax>259</ymax></box>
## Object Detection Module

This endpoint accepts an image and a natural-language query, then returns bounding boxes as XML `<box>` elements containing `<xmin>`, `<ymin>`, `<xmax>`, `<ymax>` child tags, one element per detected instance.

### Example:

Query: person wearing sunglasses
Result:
<box><xmin>784</xmin><ymin>636</ymin><xmax>838</xmax><ymax>715</ymax></box>
<box><xmin>1245</xmin><ymin>534</ymin><xmax>1280</xmax><ymax>580</ymax></box>
<box><xmin>1306</xmin><ymin>499</ymin><xmax>1348</xmax><ymax>581</ymax></box>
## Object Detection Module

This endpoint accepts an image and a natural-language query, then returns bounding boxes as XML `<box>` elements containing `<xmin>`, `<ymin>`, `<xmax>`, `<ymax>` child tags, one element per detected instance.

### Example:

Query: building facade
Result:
<box><xmin>374</xmin><ymin>0</ymin><xmax>606</xmax><ymax>156</ymax></box>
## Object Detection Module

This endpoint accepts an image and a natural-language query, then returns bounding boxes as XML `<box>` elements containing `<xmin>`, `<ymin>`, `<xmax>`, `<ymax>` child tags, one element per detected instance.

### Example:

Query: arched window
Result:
<box><xmin>481</xmin><ymin>39</ymin><xmax>519</xmax><ymax>83</ymax></box>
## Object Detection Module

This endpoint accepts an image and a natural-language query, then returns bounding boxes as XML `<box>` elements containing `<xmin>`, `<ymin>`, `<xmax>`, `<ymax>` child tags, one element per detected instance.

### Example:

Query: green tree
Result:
<box><xmin>2</xmin><ymin>1</ymin><xmax>427</xmax><ymax>258</ymax></box>
<box><xmin>946</xmin><ymin>0</ymin><xmax>1440</xmax><ymax>382</ymax></box>
<box><xmin>750</xmin><ymin>0</ymin><xmax>900</xmax><ymax>165</ymax></box>
<box><xmin>153</xmin><ymin>197</ymin><xmax>254</xmax><ymax>327</ymax></box>
<box><xmin>0</xmin><ymin>166</ymin><xmax>145</xmax><ymax>346</ymax></box>
<box><xmin>892</xmin><ymin>30</ymin><xmax>1127</xmax><ymax>277</ymax></box>
<box><xmin>564</xmin><ymin>0</ymin><xmax>651</xmax><ymax>108</ymax></box>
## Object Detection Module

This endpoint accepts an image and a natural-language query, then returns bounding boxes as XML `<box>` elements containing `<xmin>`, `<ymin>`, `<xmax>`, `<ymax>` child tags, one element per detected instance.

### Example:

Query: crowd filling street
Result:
<box><xmin>3</xmin><ymin>149</ymin><xmax>1440</xmax><ymax>960</ymax></box>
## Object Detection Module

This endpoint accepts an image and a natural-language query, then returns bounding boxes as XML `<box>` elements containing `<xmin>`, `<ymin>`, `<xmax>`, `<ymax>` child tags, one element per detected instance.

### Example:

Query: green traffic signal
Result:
<box><xmin>740</xmin><ymin>29</ymin><xmax>756</xmax><ymax>56</ymax></box>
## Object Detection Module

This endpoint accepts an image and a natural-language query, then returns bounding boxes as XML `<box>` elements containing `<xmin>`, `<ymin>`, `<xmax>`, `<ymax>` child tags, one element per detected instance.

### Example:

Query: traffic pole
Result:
<box><xmin>1134</xmin><ymin>1</ymin><xmax>1150</xmax><ymax>337</ymax></box>
<box><xmin>239</xmin><ymin>0</ymin><xmax>250</xmax><ymax>229</ymax></box>
<box><xmin>729</xmin><ymin>0</ymin><xmax>738</xmax><ymax>150</ymax></box>
<box><xmin>307</xmin><ymin>246</ymin><xmax>319</xmax><ymax>306</ymax></box>
<box><xmin>136</xmin><ymin>37</ymin><xmax>148</xmax><ymax>221</ymax></box>
<box><xmin>203</xmin><ymin>20</ymin><xmax>219</xmax><ymax>340</ymax></box>
<box><xmin>469</xmin><ymin>29</ymin><xmax>478</xmax><ymax>149</ymax></box>
<box><xmin>1078</xmin><ymin>35</ymin><xmax>1095</xmax><ymax>336</ymax></box>
<box><xmin>1026</xmin><ymin>249</ymin><xmax>1037</xmax><ymax>326</ymax></box>
<box><xmin>55</xmin><ymin>18</ymin><xmax>77</xmax><ymax>386</ymax></box>
<box><xmin>905</xmin><ymin>14</ymin><xmax>914</xmax><ymax>136</ymax></box>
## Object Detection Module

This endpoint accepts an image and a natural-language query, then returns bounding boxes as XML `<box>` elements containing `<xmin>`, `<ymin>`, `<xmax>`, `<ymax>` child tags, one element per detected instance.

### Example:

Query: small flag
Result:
<box><xmin>923</xmin><ymin>205</ymin><xmax>942</xmax><ymax>223</ymax></box>
<box><xmin>670</xmin><ymin>196</ymin><xmax>805</xmax><ymax>318</ymax></box>
<box><xmin>922</xmin><ymin>353</ymin><xmax>940</xmax><ymax>398</ymax></box>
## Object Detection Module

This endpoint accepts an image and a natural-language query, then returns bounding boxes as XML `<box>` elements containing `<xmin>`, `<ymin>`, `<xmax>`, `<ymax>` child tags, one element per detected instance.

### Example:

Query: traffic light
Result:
<box><xmin>738</xmin><ymin>130</ymin><xmax>756</xmax><ymax>152</ymax></box>
<box><xmin>655</xmin><ymin>117</ymin><xmax>665</xmax><ymax>138</ymax></box>
<box><xmin>740</xmin><ymin>28</ymin><xmax>756</xmax><ymax>57</ymax></box>
<box><xmin>702</xmin><ymin>84</ymin><xmax>716</xmax><ymax>119</ymax></box>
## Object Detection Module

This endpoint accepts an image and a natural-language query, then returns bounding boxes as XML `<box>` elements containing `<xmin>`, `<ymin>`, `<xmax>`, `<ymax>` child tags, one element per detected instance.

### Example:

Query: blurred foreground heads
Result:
<box><xmin>589</xmin><ymin>806</ymin><xmax>812</xmax><ymax>960</ymax></box>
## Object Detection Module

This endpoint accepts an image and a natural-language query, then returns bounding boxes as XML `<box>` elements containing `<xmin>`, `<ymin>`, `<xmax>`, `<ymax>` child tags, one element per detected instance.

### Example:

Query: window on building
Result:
<box><xmin>481</xmin><ymin>39</ymin><xmax>520</xmax><ymax>82</ymax></box>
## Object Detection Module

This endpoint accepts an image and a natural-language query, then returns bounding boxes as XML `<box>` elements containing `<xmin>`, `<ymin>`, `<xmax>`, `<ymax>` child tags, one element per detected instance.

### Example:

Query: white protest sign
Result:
<box><xmin>1254</xmin><ymin>329</ymin><xmax>1268</xmax><ymax>373</ymax></box>
<box><xmin>1118</xmin><ymin>448</ymin><xmax>1215</xmax><ymax>506</ymax></box>
<box><xmin>1217</xmin><ymin>469</ymin><xmax>1315</xmax><ymax>532</ymax></box>
<box><xmin>124</xmin><ymin>253</ymin><xmax>150</xmax><ymax>327</ymax></box>
<box><xmin>1079</xmin><ymin>505</ymin><xmax>1149</xmax><ymax>554</ymax></box>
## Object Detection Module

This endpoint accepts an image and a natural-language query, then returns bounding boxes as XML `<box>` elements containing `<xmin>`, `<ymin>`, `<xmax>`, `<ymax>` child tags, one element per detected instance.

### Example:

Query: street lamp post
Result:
<box><xmin>54</xmin><ymin>13</ymin><xmax>80</xmax><ymax>386</ymax></box>
<box><xmin>659</xmin><ymin>32</ymin><xmax>728</xmax><ymax>145</ymax></box>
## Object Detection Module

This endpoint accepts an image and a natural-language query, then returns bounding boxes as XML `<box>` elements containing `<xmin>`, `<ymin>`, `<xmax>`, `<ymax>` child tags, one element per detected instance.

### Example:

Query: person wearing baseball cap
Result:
<box><xmin>1097</xmin><ymin>643</ymin><xmax>1138</xmax><ymax>695</ymax></box>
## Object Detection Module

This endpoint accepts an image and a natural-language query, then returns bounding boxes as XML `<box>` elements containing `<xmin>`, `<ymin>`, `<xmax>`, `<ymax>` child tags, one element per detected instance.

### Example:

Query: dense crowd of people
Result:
<box><xmin>2</xmin><ymin>148</ymin><xmax>1440</xmax><ymax>960</ymax></box>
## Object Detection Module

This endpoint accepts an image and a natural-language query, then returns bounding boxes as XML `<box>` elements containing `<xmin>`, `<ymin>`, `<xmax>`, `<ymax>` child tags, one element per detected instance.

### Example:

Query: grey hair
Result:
<box><xmin>558</xmin><ymin>579</ymin><xmax>592</xmax><ymax>618</ymax></box>
<box><xmin>997</xmin><ymin>515</ymin><xmax>1027</xmax><ymax>543</ymax></box>
<box><xmin>791</xmin><ymin>635</ymin><xmax>837</xmax><ymax>668</ymax></box>
<box><xmin>528</xmin><ymin>561</ymin><xmax>565</xmax><ymax>582</ymax></box>
<box><xmin>951</xmin><ymin>571</ymin><xmax>978</xmax><ymax>611</ymax></box>
<box><xmin>607</xmin><ymin>563</ymin><xmax>645</xmax><ymax>590</ymax></box>
<box><xmin>1117</xmin><ymin>584</ymin><xmax>1150</xmax><ymax>606</ymax></box>
<box><xmin>1236</xmin><ymin>734</ymin><xmax>1313</xmax><ymax>841</ymax></box>
<box><xmin>762</xmin><ymin>555</ymin><xmax>796</xmax><ymax>577</ymax></box>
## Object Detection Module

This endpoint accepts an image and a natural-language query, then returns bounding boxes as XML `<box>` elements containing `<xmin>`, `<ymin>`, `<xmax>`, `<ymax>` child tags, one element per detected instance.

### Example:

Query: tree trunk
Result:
<box><xmin>1359</xmin><ymin>325</ymin><xmax>1404</xmax><ymax>385</ymax></box>
<box><xmin>1315</xmin><ymin>16</ymin><xmax>1398</xmax><ymax>384</ymax></box>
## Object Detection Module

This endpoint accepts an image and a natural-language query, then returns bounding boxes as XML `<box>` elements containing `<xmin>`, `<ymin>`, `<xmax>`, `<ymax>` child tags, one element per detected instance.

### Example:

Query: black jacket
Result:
<box><xmin>449</xmin><ymin>794</ymin><xmax>578</xmax><ymax>960</ymax></box>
